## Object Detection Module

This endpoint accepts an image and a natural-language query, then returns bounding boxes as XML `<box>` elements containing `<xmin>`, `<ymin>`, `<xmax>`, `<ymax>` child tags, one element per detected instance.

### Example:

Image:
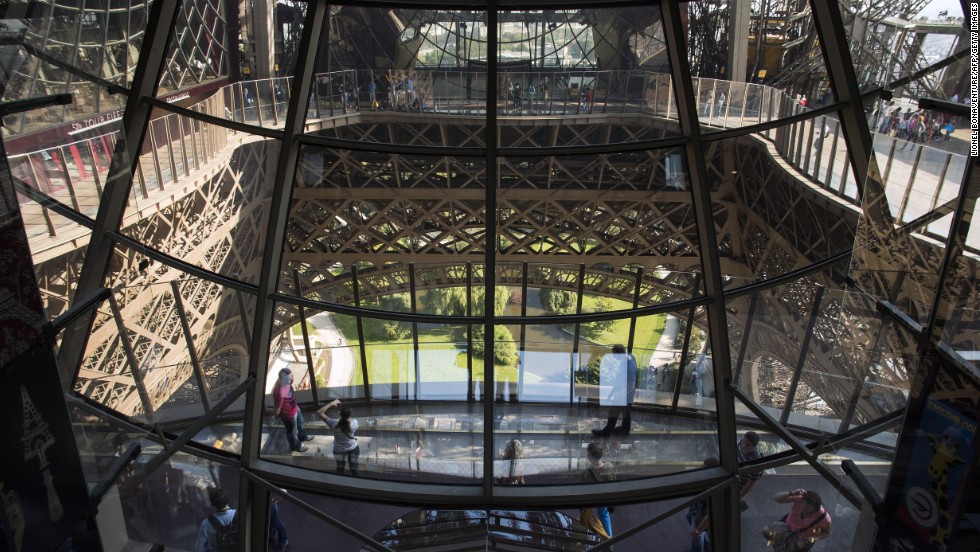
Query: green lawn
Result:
<box><xmin>332</xmin><ymin>293</ymin><xmax>665</xmax><ymax>386</ymax></box>
<box><xmin>290</xmin><ymin>321</ymin><xmax>316</xmax><ymax>336</ymax></box>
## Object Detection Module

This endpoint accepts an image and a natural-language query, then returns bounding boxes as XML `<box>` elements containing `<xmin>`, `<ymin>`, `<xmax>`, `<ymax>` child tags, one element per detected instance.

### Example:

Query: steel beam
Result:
<box><xmin>661</xmin><ymin>1</ymin><xmax>741</xmax><ymax>547</ymax></box>
<box><xmin>56</xmin><ymin>0</ymin><xmax>183</xmax><ymax>386</ymax></box>
<box><xmin>242</xmin><ymin>0</ymin><xmax>327</xmax><ymax>454</ymax></box>
<box><xmin>240</xmin><ymin>470</ymin><xmax>397</xmax><ymax>552</ymax></box>
<box><xmin>292</xmin><ymin>269</ymin><xmax>320</xmax><ymax>405</ymax></box>
<box><xmin>135</xmin><ymin>377</ymin><xmax>253</xmax><ymax>482</ymax></box>
<box><xmin>925</xmin><ymin>157</ymin><xmax>979</xmax><ymax>346</ymax></box>
<box><xmin>107</xmin><ymin>293</ymin><xmax>158</xmax><ymax>426</ymax></box>
<box><xmin>727</xmin><ymin>0</ymin><xmax>751</xmax><ymax>82</ymax></box>
<box><xmin>170</xmin><ymin>280</ymin><xmax>213</xmax><ymax>411</ymax></box>
<box><xmin>730</xmin><ymin>384</ymin><xmax>863</xmax><ymax>507</ymax></box>
<box><xmin>483</xmin><ymin>2</ymin><xmax>499</xmax><ymax>501</ymax></box>
<box><xmin>809</xmin><ymin>0</ymin><xmax>873</xmax><ymax>200</ymax></box>
<box><xmin>240</xmin><ymin>5</ymin><xmax>328</xmax><ymax>551</ymax></box>
<box><xmin>780</xmin><ymin>287</ymin><xmax>825</xmax><ymax>425</ymax></box>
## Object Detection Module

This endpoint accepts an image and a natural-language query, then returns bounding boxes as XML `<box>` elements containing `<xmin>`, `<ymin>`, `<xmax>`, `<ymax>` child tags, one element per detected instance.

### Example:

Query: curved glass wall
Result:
<box><xmin>3</xmin><ymin>1</ymin><xmax>977</xmax><ymax>551</ymax></box>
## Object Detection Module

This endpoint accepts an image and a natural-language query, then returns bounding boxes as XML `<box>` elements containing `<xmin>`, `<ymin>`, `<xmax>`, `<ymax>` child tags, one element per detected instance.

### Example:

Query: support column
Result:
<box><xmin>939</xmin><ymin>30</ymin><xmax>971</xmax><ymax>97</ymax></box>
<box><xmin>242</xmin><ymin>0</ymin><xmax>326</xmax><ymax>458</ymax></box>
<box><xmin>482</xmin><ymin>3</ymin><xmax>499</xmax><ymax>501</ymax></box>
<box><xmin>894</xmin><ymin>33</ymin><xmax>926</xmax><ymax>99</ymax></box>
<box><xmin>727</xmin><ymin>0</ymin><xmax>751</xmax><ymax>82</ymax></box>
<box><xmin>251</xmin><ymin>0</ymin><xmax>276</xmax><ymax>78</ymax></box>
<box><xmin>662</xmin><ymin>1</ymin><xmax>741</xmax><ymax>546</ymax></box>
<box><xmin>240</xmin><ymin>3</ymin><xmax>327</xmax><ymax>550</ymax></box>
<box><xmin>170</xmin><ymin>280</ymin><xmax>212</xmax><ymax>411</ymax></box>
<box><xmin>925</xmin><ymin>159</ymin><xmax>979</xmax><ymax>345</ymax></box>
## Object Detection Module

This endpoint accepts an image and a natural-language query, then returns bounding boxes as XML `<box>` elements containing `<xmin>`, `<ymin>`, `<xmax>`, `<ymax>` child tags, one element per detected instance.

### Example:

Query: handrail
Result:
<box><xmin>12</xmin><ymin>69</ymin><xmax>969</xmax><ymax>258</ymax></box>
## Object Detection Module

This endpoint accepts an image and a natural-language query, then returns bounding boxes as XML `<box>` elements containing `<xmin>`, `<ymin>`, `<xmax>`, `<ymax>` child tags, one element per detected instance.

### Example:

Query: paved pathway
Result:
<box><xmin>265</xmin><ymin>312</ymin><xmax>355</xmax><ymax>395</ymax></box>
<box><xmin>307</xmin><ymin>311</ymin><xmax>355</xmax><ymax>390</ymax></box>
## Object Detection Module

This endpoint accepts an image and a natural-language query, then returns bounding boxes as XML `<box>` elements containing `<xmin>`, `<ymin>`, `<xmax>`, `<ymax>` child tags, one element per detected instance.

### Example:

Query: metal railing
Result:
<box><xmin>11</xmin><ymin>69</ymin><xmax>968</xmax><ymax>255</ymax></box>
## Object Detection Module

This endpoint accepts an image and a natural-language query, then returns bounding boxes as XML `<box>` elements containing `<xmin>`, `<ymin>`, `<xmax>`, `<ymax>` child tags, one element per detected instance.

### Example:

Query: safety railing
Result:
<box><xmin>12</xmin><ymin>69</ymin><xmax>967</xmax><ymax>253</ymax></box>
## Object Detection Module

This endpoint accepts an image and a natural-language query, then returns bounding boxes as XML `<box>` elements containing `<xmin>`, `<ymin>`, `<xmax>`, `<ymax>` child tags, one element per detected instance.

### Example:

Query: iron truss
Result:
<box><xmin>33</xmin><ymin>113</ymin><xmax>968</xmax><ymax>428</ymax></box>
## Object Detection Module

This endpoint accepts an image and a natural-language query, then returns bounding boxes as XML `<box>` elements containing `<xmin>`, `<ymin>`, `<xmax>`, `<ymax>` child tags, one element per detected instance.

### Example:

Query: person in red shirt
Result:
<box><xmin>273</xmin><ymin>368</ymin><xmax>311</xmax><ymax>452</ymax></box>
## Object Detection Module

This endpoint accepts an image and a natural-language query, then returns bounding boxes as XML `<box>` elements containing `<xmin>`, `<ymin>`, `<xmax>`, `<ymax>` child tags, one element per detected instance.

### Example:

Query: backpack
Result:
<box><xmin>209</xmin><ymin>511</ymin><xmax>237</xmax><ymax>552</ymax></box>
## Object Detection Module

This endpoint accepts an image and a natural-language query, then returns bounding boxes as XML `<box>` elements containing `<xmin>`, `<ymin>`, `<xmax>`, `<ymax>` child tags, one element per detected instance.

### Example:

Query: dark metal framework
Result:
<box><xmin>2</xmin><ymin>0</ymin><xmax>976</xmax><ymax>551</ymax></box>
<box><xmin>0</xmin><ymin>0</ymin><xmax>233</xmax><ymax>138</ymax></box>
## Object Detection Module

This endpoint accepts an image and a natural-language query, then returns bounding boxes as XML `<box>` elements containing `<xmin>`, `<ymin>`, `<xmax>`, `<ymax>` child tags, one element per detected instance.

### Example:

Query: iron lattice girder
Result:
<box><xmin>63</xmin><ymin>145</ymin><xmax>271</xmax><ymax>417</ymax></box>
<box><xmin>285</xmin><ymin>188</ymin><xmax>721</xmax><ymax>262</ymax></box>
<box><xmin>728</xmin><ymin>285</ymin><xmax>916</xmax><ymax>425</ymax></box>
<box><xmin>730</xmin><ymin>138</ymin><xmax>859</xmax><ymax>274</ymax></box>
<box><xmin>291</xmin><ymin>120</ymin><xmax>707</xmax><ymax>269</ymax></box>
<box><xmin>288</xmin><ymin>262</ymin><xmax>700</xmax><ymax>311</ymax></box>
<box><xmin>50</xmin><ymin>115</ymin><xmax>950</xmax><ymax>428</ymax></box>
<box><xmin>318</xmin><ymin>115</ymin><xmax>677</xmax><ymax>152</ymax></box>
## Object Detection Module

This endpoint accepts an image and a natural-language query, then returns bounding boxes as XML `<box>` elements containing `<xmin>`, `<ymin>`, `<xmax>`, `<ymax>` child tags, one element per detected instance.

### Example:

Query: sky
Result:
<box><xmin>916</xmin><ymin>0</ymin><xmax>964</xmax><ymax>18</ymax></box>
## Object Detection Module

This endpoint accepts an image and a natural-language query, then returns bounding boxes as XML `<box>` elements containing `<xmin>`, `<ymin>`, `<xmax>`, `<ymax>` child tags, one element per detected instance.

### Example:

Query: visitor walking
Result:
<box><xmin>581</xmin><ymin>442</ymin><xmax>616</xmax><ymax>538</ymax></box>
<box><xmin>196</xmin><ymin>487</ymin><xmax>237</xmax><ymax>552</ymax></box>
<box><xmin>593</xmin><ymin>344</ymin><xmax>638</xmax><ymax>437</ymax></box>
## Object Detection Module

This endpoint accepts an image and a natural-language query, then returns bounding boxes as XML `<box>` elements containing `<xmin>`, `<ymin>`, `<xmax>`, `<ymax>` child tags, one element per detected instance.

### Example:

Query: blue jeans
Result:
<box><xmin>596</xmin><ymin>507</ymin><xmax>612</xmax><ymax>538</ymax></box>
<box><xmin>282</xmin><ymin>411</ymin><xmax>308</xmax><ymax>451</ymax></box>
<box><xmin>334</xmin><ymin>445</ymin><xmax>360</xmax><ymax>475</ymax></box>
<box><xmin>686</xmin><ymin>510</ymin><xmax>709</xmax><ymax>552</ymax></box>
<box><xmin>269</xmin><ymin>502</ymin><xmax>288</xmax><ymax>545</ymax></box>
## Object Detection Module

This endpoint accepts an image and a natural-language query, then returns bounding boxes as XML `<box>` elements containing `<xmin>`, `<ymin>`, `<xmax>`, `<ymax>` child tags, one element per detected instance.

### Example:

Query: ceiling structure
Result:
<box><xmin>1</xmin><ymin>1</ymin><xmax>976</xmax><ymax>551</ymax></box>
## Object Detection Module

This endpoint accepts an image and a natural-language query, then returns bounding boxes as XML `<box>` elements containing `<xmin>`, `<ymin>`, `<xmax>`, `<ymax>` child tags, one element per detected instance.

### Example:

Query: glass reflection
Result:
<box><xmin>5</xmin><ymin>2</ymin><xmax>975</xmax><ymax>550</ymax></box>
<box><xmin>366</xmin><ymin>509</ymin><xmax>603</xmax><ymax>550</ymax></box>
<box><xmin>116</xmin><ymin>105</ymin><xmax>277</xmax><ymax>283</ymax></box>
<box><xmin>418</xmin><ymin>329</ymin><xmax>470</xmax><ymax>400</ymax></box>
<box><xmin>729</xmin><ymin>283</ymin><xmax>917</xmax><ymax>432</ymax></box>
<box><xmin>744</xmin><ymin>461</ymin><xmax>854</xmax><ymax>552</ymax></box>
<box><xmin>366</xmin><ymin>339</ymin><xmax>417</xmax><ymax>401</ymax></box>
<box><xmin>114</xmin><ymin>449</ymin><xmax>238</xmax><ymax>550</ymax></box>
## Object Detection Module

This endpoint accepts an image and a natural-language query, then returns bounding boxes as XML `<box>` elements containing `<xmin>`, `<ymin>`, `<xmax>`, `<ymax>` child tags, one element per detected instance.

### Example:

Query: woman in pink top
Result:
<box><xmin>273</xmin><ymin>368</ymin><xmax>311</xmax><ymax>452</ymax></box>
<box><xmin>763</xmin><ymin>489</ymin><xmax>831</xmax><ymax>551</ymax></box>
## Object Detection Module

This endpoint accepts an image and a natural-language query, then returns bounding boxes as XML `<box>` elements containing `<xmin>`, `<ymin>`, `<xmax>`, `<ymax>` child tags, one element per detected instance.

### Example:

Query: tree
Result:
<box><xmin>540</xmin><ymin>288</ymin><xmax>575</xmax><ymax>314</ymax></box>
<box><xmin>581</xmin><ymin>297</ymin><xmax>615</xmax><ymax>340</ymax></box>
<box><xmin>423</xmin><ymin>285</ymin><xmax>510</xmax><ymax>317</ymax></box>
<box><xmin>675</xmin><ymin>318</ymin><xmax>705</xmax><ymax>354</ymax></box>
<box><xmin>369</xmin><ymin>293</ymin><xmax>412</xmax><ymax>341</ymax></box>
<box><xmin>471</xmin><ymin>324</ymin><xmax>519</xmax><ymax>367</ymax></box>
<box><xmin>439</xmin><ymin>287</ymin><xmax>515</xmax><ymax>360</ymax></box>
<box><xmin>473</xmin><ymin>285</ymin><xmax>510</xmax><ymax>317</ymax></box>
<box><xmin>419</xmin><ymin>287</ymin><xmax>464</xmax><ymax>316</ymax></box>
<box><xmin>575</xmin><ymin>354</ymin><xmax>603</xmax><ymax>384</ymax></box>
<box><xmin>540</xmin><ymin>289</ymin><xmax>615</xmax><ymax>339</ymax></box>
